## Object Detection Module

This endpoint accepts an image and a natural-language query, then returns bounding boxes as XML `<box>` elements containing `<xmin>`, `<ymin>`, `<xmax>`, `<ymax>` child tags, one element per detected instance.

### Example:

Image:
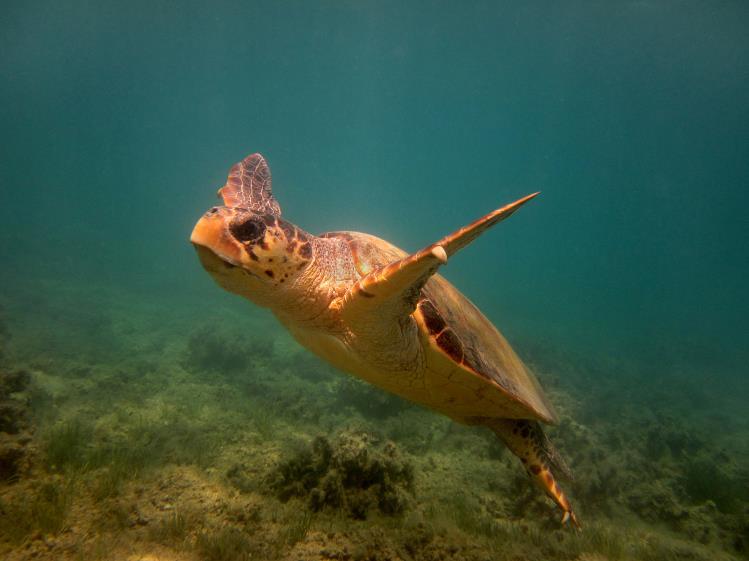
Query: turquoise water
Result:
<box><xmin>1</xmin><ymin>2</ymin><xmax>748</xmax><ymax>560</ymax></box>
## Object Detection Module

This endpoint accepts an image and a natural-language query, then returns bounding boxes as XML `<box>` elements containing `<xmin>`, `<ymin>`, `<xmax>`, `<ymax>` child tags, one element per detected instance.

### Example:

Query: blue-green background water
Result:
<box><xmin>1</xmin><ymin>2</ymin><xmax>749</xmax><ymax>556</ymax></box>
<box><xmin>3</xmin><ymin>1</ymin><xmax>748</xmax><ymax>360</ymax></box>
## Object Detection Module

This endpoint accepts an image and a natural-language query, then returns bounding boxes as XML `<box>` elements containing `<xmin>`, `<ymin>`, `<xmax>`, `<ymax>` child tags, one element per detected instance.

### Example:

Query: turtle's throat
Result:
<box><xmin>270</xmin><ymin>239</ymin><xmax>332</xmax><ymax>324</ymax></box>
<box><xmin>272</xmin><ymin>236</ymin><xmax>356</xmax><ymax>328</ymax></box>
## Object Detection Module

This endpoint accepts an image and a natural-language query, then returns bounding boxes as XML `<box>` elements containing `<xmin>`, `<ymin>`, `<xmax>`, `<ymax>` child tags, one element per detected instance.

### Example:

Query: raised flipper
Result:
<box><xmin>436</xmin><ymin>191</ymin><xmax>539</xmax><ymax>258</ymax></box>
<box><xmin>218</xmin><ymin>153</ymin><xmax>282</xmax><ymax>216</ymax></box>
<box><xmin>340</xmin><ymin>193</ymin><xmax>539</xmax><ymax>320</ymax></box>
<box><xmin>487</xmin><ymin>418</ymin><xmax>580</xmax><ymax>529</ymax></box>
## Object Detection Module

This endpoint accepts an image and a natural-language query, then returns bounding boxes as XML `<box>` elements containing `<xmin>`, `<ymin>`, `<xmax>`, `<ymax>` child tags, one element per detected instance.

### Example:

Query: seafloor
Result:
<box><xmin>0</xmin><ymin>280</ymin><xmax>747</xmax><ymax>561</ymax></box>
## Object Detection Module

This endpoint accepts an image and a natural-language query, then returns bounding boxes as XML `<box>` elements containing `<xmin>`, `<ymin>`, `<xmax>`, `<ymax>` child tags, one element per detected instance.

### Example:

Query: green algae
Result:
<box><xmin>270</xmin><ymin>431</ymin><xmax>414</xmax><ymax>519</ymax></box>
<box><xmin>0</xmin><ymin>478</ymin><xmax>75</xmax><ymax>544</ymax></box>
<box><xmin>42</xmin><ymin>420</ymin><xmax>89</xmax><ymax>472</ymax></box>
<box><xmin>147</xmin><ymin>509</ymin><xmax>189</xmax><ymax>549</ymax></box>
<box><xmin>196</xmin><ymin>526</ymin><xmax>256</xmax><ymax>561</ymax></box>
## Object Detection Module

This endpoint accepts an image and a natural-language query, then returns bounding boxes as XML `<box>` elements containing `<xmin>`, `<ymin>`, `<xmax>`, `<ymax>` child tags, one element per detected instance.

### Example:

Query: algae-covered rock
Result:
<box><xmin>270</xmin><ymin>430</ymin><xmax>414</xmax><ymax>519</ymax></box>
<box><xmin>682</xmin><ymin>454</ymin><xmax>746</xmax><ymax>515</ymax></box>
<box><xmin>0</xmin><ymin>369</ymin><xmax>30</xmax><ymax>402</ymax></box>
<box><xmin>0</xmin><ymin>313</ymin><xmax>35</xmax><ymax>482</ymax></box>
<box><xmin>0</xmin><ymin>437</ymin><xmax>27</xmax><ymax>481</ymax></box>
<box><xmin>0</xmin><ymin>368</ymin><xmax>34</xmax><ymax>481</ymax></box>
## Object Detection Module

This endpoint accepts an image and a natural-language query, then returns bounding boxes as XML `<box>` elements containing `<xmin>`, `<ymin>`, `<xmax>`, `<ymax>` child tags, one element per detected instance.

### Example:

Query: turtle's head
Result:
<box><xmin>190</xmin><ymin>206</ymin><xmax>314</xmax><ymax>307</ymax></box>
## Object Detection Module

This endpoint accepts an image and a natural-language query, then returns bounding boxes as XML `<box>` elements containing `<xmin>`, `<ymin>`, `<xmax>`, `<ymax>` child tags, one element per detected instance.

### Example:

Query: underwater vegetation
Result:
<box><xmin>269</xmin><ymin>431</ymin><xmax>414</xmax><ymax>518</ymax></box>
<box><xmin>195</xmin><ymin>526</ymin><xmax>258</xmax><ymax>561</ymax></box>
<box><xmin>0</xmin><ymin>283</ymin><xmax>747</xmax><ymax>561</ymax></box>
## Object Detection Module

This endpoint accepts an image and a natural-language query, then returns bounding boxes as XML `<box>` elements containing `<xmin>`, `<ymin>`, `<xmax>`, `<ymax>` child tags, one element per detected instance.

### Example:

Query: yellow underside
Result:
<box><xmin>282</xmin><ymin>318</ymin><xmax>544</xmax><ymax>424</ymax></box>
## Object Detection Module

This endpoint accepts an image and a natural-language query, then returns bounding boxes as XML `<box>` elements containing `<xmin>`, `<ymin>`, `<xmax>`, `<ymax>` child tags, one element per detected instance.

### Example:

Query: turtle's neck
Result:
<box><xmin>271</xmin><ymin>235</ymin><xmax>357</xmax><ymax>329</ymax></box>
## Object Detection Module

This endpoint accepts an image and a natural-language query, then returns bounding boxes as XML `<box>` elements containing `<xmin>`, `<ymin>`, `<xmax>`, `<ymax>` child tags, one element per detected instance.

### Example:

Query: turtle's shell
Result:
<box><xmin>323</xmin><ymin>231</ymin><xmax>558</xmax><ymax>425</ymax></box>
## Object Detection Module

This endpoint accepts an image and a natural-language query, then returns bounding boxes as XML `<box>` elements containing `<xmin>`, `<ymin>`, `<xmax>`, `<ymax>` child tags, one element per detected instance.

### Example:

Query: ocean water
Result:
<box><xmin>1</xmin><ymin>2</ymin><xmax>748</xmax><ymax>560</ymax></box>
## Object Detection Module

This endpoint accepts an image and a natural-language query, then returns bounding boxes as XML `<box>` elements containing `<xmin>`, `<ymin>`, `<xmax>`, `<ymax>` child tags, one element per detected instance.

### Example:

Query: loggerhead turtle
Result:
<box><xmin>190</xmin><ymin>153</ymin><xmax>579</xmax><ymax>527</ymax></box>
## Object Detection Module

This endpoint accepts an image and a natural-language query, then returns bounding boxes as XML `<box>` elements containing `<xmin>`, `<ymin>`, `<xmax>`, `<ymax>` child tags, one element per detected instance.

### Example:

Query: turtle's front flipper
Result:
<box><xmin>339</xmin><ymin>193</ymin><xmax>539</xmax><ymax>322</ymax></box>
<box><xmin>487</xmin><ymin>418</ymin><xmax>580</xmax><ymax>529</ymax></box>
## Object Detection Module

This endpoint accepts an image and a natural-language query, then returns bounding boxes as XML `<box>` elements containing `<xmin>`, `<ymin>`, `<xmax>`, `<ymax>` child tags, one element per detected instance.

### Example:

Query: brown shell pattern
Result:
<box><xmin>321</xmin><ymin>230</ymin><xmax>556</xmax><ymax>423</ymax></box>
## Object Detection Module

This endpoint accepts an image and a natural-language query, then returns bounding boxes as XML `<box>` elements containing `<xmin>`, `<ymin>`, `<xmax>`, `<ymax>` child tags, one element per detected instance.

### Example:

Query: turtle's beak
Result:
<box><xmin>190</xmin><ymin>207</ymin><xmax>244</xmax><ymax>267</ymax></box>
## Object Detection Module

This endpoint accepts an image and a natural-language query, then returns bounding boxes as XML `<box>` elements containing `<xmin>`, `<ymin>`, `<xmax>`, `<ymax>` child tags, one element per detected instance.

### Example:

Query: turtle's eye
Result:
<box><xmin>230</xmin><ymin>217</ymin><xmax>266</xmax><ymax>243</ymax></box>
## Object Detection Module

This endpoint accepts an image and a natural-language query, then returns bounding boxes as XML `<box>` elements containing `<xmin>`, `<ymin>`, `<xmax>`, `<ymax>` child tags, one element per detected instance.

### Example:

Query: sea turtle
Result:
<box><xmin>191</xmin><ymin>153</ymin><xmax>579</xmax><ymax>527</ymax></box>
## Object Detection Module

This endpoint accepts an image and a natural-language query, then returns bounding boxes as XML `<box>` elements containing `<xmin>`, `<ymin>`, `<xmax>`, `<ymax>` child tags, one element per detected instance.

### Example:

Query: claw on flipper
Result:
<box><xmin>562</xmin><ymin>509</ymin><xmax>581</xmax><ymax>530</ymax></box>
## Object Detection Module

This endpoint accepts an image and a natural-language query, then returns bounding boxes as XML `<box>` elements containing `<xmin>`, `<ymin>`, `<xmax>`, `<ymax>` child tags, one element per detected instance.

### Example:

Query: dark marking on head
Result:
<box><xmin>286</xmin><ymin>241</ymin><xmax>297</xmax><ymax>253</ymax></box>
<box><xmin>259</xmin><ymin>240</ymin><xmax>269</xmax><ymax>251</ymax></box>
<box><xmin>264</xmin><ymin>269</ymin><xmax>274</xmax><ymax>278</ymax></box>
<box><xmin>436</xmin><ymin>329</ymin><xmax>464</xmax><ymax>362</ymax></box>
<box><xmin>280</xmin><ymin>221</ymin><xmax>295</xmax><ymax>241</ymax></box>
<box><xmin>221</xmin><ymin>261</ymin><xmax>237</xmax><ymax>269</ymax></box>
<box><xmin>262</xmin><ymin>215</ymin><xmax>278</xmax><ymax>227</ymax></box>
<box><xmin>419</xmin><ymin>299</ymin><xmax>446</xmax><ymax>335</ymax></box>
<box><xmin>230</xmin><ymin>217</ymin><xmax>266</xmax><ymax>243</ymax></box>
<box><xmin>359</xmin><ymin>289</ymin><xmax>375</xmax><ymax>298</ymax></box>
<box><xmin>529</xmin><ymin>465</ymin><xmax>542</xmax><ymax>475</ymax></box>
<box><xmin>298</xmin><ymin>242</ymin><xmax>312</xmax><ymax>259</ymax></box>
<box><xmin>248</xmin><ymin>250</ymin><xmax>259</xmax><ymax>261</ymax></box>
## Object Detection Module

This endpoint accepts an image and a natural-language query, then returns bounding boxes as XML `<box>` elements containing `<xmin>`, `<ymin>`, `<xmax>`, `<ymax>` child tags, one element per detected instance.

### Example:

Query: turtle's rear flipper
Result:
<box><xmin>487</xmin><ymin>418</ymin><xmax>580</xmax><ymax>529</ymax></box>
